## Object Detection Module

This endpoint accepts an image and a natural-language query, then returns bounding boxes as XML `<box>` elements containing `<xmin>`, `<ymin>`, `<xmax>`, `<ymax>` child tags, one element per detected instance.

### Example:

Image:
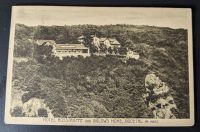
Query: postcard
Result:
<box><xmin>5</xmin><ymin>6</ymin><xmax>194</xmax><ymax>126</ymax></box>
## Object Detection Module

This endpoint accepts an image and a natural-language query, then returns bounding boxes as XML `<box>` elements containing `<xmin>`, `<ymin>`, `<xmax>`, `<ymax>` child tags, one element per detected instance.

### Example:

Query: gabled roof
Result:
<box><xmin>55</xmin><ymin>44</ymin><xmax>88</xmax><ymax>49</ymax></box>
<box><xmin>78</xmin><ymin>35</ymin><xmax>85</xmax><ymax>39</ymax></box>
<box><xmin>131</xmin><ymin>52</ymin><xmax>139</xmax><ymax>55</ymax></box>
<box><xmin>36</xmin><ymin>40</ymin><xmax>55</xmax><ymax>45</ymax></box>
<box><xmin>108</xmin><ymin>38</ymin><xmax>120</xmax><ymax>45</ymax></box>
<box><xmin>99</xmin><ymin>38</ymin><xmax>108</xmax><ymax>42</ymax></box>
<box><xmin>127</xmin><ymin>50</ymin><xmax>139</xmax><ymax>55</ymax></box>
<box><xmin>98</xmin><ymin>37</ymin><xmax>120</xmax><ymax>45</ymax></box>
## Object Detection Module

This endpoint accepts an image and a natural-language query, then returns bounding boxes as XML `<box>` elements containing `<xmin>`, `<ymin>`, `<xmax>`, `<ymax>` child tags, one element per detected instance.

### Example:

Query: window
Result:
<box><xmin>82</xmin><ymin>49</ymin><xmax>88</xmax><ymax>53</ymax></box>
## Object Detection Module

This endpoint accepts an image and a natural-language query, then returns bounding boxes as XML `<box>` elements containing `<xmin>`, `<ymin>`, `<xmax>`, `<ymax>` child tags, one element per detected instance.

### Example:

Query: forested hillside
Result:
<box><xmin>11</xmin><ymin>24</ymin><xmax>189</xmax><ymax>118</ymax></box>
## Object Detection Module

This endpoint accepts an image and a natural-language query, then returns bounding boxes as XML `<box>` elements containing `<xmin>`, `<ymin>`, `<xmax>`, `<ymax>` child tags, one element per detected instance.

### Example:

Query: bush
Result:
<box><xmin>38</xmin><ymin>108</ymin><xmax>48</xmax><ymax>117</ymax></box>
<box><xmin>11</xmin><ymin>106</ymin><xmax>23</xmax><ymax>117</ymax></box>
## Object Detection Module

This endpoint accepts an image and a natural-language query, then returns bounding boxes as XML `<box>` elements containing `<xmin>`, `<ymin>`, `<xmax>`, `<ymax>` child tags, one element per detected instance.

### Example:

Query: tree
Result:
<box><xmin>38</xmin><ymin>108</ymin><xmax>48</xmax><ymax>117</ymax></box>
<box><xmin>118</xmin><ymin>47</ymin><xmax>127</xmax><ymax>55</ymax></box>
<box><xmin>89</xmin><ymin>44</ymin><xmax>98</xmax><ymax>54</ymax></box>
<box><xmin>34</xmin><ymin>44</ymin><xmax>54</xmax><ymax>64</ymax></box>
<box><xmin>55</xmin><ymin>34</ymin><xmax>65</xmax><ymax>44</ymax></box>
<box><xmin>113</xmin><ymin>47</ymin><xmax>118</xmax><ymax>54</ymax></box>
<box><xmin>11</xmin><ymin>106</ymin><xmax>23</xmax><ymax>117</ymax></box>
<box><xmin>99</xmin><ymin>43</ymin><xmax>107</xmax><ymax>53</ymax></box>
<box><xmin>83</xmin><ymin>35</ymin><xmax>98</xmax><ymax>54</ymax></box>
<box><xmin>13</xmin><ymin>23</ymin><xmax>189</xmax><ymax>119</ymax></box>
<box><xmin>108</xmin><ymin>47</ymin><xmax>113</xmax><ymax>54</ymax></box>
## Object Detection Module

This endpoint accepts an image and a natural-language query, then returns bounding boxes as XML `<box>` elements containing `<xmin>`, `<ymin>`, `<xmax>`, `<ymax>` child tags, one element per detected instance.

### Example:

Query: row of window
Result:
<box><xmin>57</xmin><ymin>51</ymin><xmax>82</xmax><ymax>53</ymax></box>
<box><xmin>56</xmin><ymin>49</ymin><xmax>89</xmax><ymax>53</ymax></box>
<box><xmin>56</xmin><ymin>49</ymin><xmax>85</xmax><ymax>51</ymax></box>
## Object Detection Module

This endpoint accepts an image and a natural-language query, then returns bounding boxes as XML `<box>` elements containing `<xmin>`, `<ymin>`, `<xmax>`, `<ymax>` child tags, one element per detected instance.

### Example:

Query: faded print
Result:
<box><xmin>5</xmin><ymin>6</ymin><xmax>194</xmax><ymax>126</ymax></box>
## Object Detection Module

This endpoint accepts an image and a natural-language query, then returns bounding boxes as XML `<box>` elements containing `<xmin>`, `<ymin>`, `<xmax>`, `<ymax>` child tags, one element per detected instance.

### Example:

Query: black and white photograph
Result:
<box><xmin>4</xmin><ymin>6</ymin><xmax>194</xmax><ymax>126</ymax></box>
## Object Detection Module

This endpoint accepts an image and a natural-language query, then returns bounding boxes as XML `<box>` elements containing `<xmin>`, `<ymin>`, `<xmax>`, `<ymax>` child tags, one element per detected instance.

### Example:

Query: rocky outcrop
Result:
<box><xmin>143</xmin><ymin>73</ymin><xmax>177</xmax><ymax>119</ymax></box>
<box><xmin>10</xmin><ymin>88</ymin><xmax>53</xmax><ymax>117</ymax></box>
<box><xmin>22</xmin><ymin>98</ymin><xmax>53</xmax><ymax>117</ymax></box>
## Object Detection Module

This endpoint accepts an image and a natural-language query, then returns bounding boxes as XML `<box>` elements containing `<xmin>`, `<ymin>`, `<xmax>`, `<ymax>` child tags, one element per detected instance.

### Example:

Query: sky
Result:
<box><xmin>12</xmin><ymin>6</ymin><xmax>191</xmax><ymax>29</ymax></box>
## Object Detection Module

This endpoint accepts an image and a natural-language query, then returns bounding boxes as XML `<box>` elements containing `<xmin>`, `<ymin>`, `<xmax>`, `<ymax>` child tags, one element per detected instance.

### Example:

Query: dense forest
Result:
<box><xmin>11</xmin><ymin>24</ymin><xmax>189</xmax><ymax>118</ymax></box>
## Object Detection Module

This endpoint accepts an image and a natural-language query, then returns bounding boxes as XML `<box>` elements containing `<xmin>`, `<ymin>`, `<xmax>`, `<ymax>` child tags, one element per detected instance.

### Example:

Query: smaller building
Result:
<box><xmin>77</xmin><ymin>35</ymin><xmax>85</xmax><ymax>44</ymax></box>
<box><xmin>126</xmin><ymin>50</ymin><xmax>139</xmax><ymax>60</ymax></box>
<box><xmin>36</xmin><ymin>40</ymin><xmax>56</xmax><ymax>46</ymax></box>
